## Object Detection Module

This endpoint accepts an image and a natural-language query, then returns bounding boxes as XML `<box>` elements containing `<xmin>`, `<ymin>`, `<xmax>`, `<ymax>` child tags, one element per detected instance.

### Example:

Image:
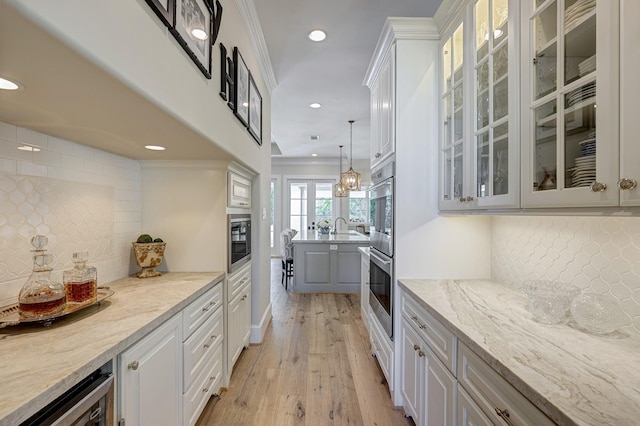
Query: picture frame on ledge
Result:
<box><xmin>248</xmin><ymin>73</ymin><xmax>262</xmax><ymax>145</ymax></box>
<box><xmin>144</xmin><ymin>0</ymin><xmax>175</xmax><ymax>28</ymax></box>
<box><xmin>171</xmin><ymin>0</ymin><xmax>213</xmax><ymax>79</ymax></box>
<box><xmin>233</xmin><ymin>47</ymin><xmax>250</xmax><ymax>127</ymax></box>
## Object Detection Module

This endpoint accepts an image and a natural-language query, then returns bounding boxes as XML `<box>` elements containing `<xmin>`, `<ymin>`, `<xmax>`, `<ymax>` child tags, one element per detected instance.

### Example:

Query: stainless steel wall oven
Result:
<box><xmin>369</xmin><ymin>161</ymin><xmax>394</xmax><ymax>339</ymax></box>
<box><xmin>229</xmin><ymin>214</ymin><xmax>252</xmax><ymax>273</ymax></box>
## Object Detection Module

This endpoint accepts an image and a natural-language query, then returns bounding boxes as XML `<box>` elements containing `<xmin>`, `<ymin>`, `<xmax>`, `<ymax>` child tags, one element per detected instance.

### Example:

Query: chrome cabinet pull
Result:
<box><xmin>495</xmin><ymin>408</ymin><xmax>514</xmax><ymax>426</ymax></box>
<box><xmin>589</xmin><ymin>181</ymin><xmax>607</xmax><ymax>192</ymax></box>
<box><xmin>418</xmin><ymin>350</ymin><xmax>425</xmax><ymax>357</ymax></box>
<box><xmin>618</xmin><ymin>178</ymin><xmax>637</xmax><ymax>190</ymax></box>
<box><xmin>413</xmin><ymin>344</ymin><xmax>420</xmax><ymax>351</ymax></box>
<box><xmin>128</xmin><ymin>361</ymin><xmax>139</xmax><ymax>371</ymax></box>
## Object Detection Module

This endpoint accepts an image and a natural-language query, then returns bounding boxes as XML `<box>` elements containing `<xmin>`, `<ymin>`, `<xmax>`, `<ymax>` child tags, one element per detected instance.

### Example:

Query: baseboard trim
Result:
<box><xmin>250</xmin><ymin>302</ymin><xmax>272</xmax><ymax>344</ymax></box>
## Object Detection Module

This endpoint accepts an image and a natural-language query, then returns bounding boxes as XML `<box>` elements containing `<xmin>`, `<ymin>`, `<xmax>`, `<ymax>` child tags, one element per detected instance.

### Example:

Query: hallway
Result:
<box><xmin>196</xmin><ymin>259</ymin><xmax>412</xmax><ymax>425</ymax></box>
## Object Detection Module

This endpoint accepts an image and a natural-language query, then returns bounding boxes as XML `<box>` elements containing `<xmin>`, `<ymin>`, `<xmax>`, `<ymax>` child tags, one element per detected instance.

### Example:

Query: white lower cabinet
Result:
<box><xmin>369</xmin><ymin>310</ymin><xmax>394</xmax><ymax>392</ymax></box>
<box><xmin>118</xmin><ymin>279</ymin><xmax>224</xmax><ymax>426</ymax></box>
<box><xmin>401</xmin><ymin>290</ymin><xmax>554</xmax><ymax>426</ymax></box>
<box><xmin>227</xmin><ymin>265</ymin><xmax>251</xmax><ymax>379</ymax></box>
<box><xmin>360</xmin><ymin>250</ymin><xmax>370</xmax><ymax>331</ymax></box>
<box><xmin>119</xmin><ymin>313</ymin><xmax>183</xmax><ymax>426</ymax></box>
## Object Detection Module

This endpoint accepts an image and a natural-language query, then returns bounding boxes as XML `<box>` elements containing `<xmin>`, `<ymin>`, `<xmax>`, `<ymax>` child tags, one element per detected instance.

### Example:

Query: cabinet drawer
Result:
<box><xmin>183</xmin><ymin>305</ymin><xmax>223</xmax><ymax>390</ymax></box>
<box><xmin>457</xmin><ymin>386</ymin><xmax>492</xmax><ymax>426</ymax></box>
<box><xmin>402</xmin><ymin>293</ymin><xmax>457</xmax><ymax>375</ymax></box>
<box><xmin>183</xmin><ymin>344</ymin><xmax>222</xmax><ymax>426</ymax></box>
<box><xmin>183</xmin><ymin>282</ymin><xmax>222</xmax><ymax>339</ymax></box>
<box><xmin>369</xmin><ymin>311</ymin><xmax>394</xmax><ymax>391</ymax></box>
<box><xmin>228</xmin><ymin>263</ymin><xmax>251</xmax><ymax>302</ymax></box>
<box><xmin>458</xmin><ymin>343</ymin><xmax>554</xmax><ymax>426</ymax></box>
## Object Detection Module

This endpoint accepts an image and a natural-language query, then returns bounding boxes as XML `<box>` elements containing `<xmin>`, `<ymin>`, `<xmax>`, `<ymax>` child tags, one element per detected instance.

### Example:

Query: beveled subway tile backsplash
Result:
<box><xmin>492</xmin><ymin>215</ymin><xmax>640</xmax><ymax>333</ymax></box>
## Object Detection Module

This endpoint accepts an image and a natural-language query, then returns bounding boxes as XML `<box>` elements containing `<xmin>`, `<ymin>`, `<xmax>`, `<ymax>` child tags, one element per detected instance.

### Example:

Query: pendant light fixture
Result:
<box><xmin>334</xmin><ymin>145</ymin><xmax>349</xmax><ymax>198</ymax></box>
<box><xmin>341</xmin><ymin>120</ymin><xmax>362</xmax><ymax>191</ymax></box>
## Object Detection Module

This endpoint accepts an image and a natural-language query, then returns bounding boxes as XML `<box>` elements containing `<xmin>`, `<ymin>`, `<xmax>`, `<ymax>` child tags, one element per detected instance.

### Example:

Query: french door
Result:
<box><xmin>287</xmin><ymin>179</ymin><xmax>336</xmax><ymax>232</ymax></box>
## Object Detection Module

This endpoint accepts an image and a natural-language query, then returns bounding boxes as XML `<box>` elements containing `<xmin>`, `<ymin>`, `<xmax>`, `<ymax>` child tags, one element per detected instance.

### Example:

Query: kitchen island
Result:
<box><xmin>291</xmin><ymin>230</ymin><xmax>369</xmax><ymax>293</ymax></box>
<box><xmin>0</xmin><ymin>272</ymin><xmax>224</xmax><ymax>425</ymax></box>
<box><xmin>399</xmin><ymin>278</ymin><xmax>640</xmax><ymax>425</ymax></box>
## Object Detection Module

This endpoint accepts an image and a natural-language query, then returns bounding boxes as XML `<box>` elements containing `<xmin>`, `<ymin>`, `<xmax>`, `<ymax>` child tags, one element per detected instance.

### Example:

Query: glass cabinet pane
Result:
<box><xmin>454</xmin><ymin>85</ymin><xmax>464</xmax><ymax>141</ymax></box>
<box><xmin>493</xmin><ymin>43</ymin><xmax>509</xmax><ymax>121</ymax></box>
<box><xmin>476</xmin><ymin>0</ymin><xmax>490</xmax><ymax>60</ymax></box>
<box><xmin>454</xmin><ymin>143</ymin><xmax>464</xmax><ymax>199</ymax></box>
<box><xmin>493</xmin><ymin>0</ymin><xmax>509</xmax><ymax>40</ymax></box>
<box><xmin>453</xmin><ymin>24</ymin><xmax>464</xmax><ymax>84</ymax></box>
<box><xmin>534</xmin><ymin>100</ymin><xmax>557</xmax><ymax>191</ymax></box>
<box><xmin>493</xmin><ymin>122</ymin><xmax>509</xmax><ymax>195</ymax></box>
<box><xmin>444</xmin><ymin>148</ymin><xmax>453</xmax><ymax>200</ymax></box>
<box><xmin>564</xmin><ymin>82</ymin><xmax>596</xmax><ymax>188</ymax></box>
<box><xmin>564</xmin><ymin>0</ymin><xmax>596</xmax><ymax>84</ymax></box>
<box><xmin>443</xmin><ymin>39</ymin><xmax>452</xmax><ymax>92</ymax></box>
<box><xmin>477</xmin><ymin>62</ymin><xmax>489</xmax><ymax>129</ymax></box>
<box><xmin>477</xmin><ymin>132</ymin><xmax>490</xmax><ymax>197</ymax></box>
<box><xmin>533</xmin><ymin>2</ymin><xmax>557</xmax><ymax>100</ymax></box>
<box><xmin>444</xmin><ymin>94</ymin><xmax>452</xmax><ymax>145</ymax></box>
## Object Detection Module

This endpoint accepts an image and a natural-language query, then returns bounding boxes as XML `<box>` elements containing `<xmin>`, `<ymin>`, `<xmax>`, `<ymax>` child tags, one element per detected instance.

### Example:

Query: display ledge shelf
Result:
<box><xmin>535</xmin><ymin>36</ymin><xmax>557</xmax><ymax>58</ymax></box>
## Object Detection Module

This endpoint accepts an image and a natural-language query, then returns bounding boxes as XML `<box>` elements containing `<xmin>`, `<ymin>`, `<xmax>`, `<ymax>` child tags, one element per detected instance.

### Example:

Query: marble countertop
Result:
<box><xmin>293</xmin><ymin>230</ymin><xmax>370</xmax><ymax>243</ymax></box>
<box><xmin>358</xmin><ymin>246</ymin><xmax>370</xmax><ymax>257</ymax></box>
<box><xmin>399</xmin><ymin>279</ymin><xmax>640</xmax><ymax>425</ymax></box>
<box><xmin>0</xmin><ymin>271</ymin><xmax>224</xmax><ymax>425</ymax></box>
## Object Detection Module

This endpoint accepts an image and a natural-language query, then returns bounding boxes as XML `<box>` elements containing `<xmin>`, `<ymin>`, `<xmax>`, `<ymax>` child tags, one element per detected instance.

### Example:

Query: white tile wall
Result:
<box><xmin>492</xmin><ymin>215</ymin><xmax>640</xmax><ymax>333</ymax></box>
<box><xmin>0</xmin><ymin>121</ymin><xmax>141</xmax><ymax>304</ymax></box>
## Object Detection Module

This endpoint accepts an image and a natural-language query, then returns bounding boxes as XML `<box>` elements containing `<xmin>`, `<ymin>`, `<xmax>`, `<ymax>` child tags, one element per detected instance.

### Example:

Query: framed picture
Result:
<box><xmin>233</xmin><ymin>47</ymin><xmax>250</xmax><ymax>127</ymax></box>
<box><xmin>144</xmin><ymin>0</ymin><xmax>175</xmax><ymax>28</ymax></box>
<box><xmin>171</xmin><ymin>0</ymin><xmax>213</xmax><ymax>79</ymax></box>
<box><xmin>248</xmin><ymin>73</ymin><xmax>262</xmax><ymax>145</ymax></box>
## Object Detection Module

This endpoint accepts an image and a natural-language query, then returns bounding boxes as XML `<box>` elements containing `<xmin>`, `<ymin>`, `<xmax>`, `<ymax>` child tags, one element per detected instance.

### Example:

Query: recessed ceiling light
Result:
<box><xmin>308</xmin><ymin>30</ymin><xmax>326</xmax><ymax>42</ymax></box>
<box><xmin>191</xmin><ymin>28</ymin><xmax>208</xmax><ymax>41</ymax></box>
<box><xmin>17</xmin><ymin>145</ymin><xmax>40</xmax><ymax>152</ymax></box>
<box><xmin>311</xmin><ymin>153</ymin><xmax>318</xmax><ymax>157</ymax></box>
<box><xmin>0</xmin><ymin>77</ymin><xmax>20</xmax><ymax>90</ymax></box>
<box><xmin>145</xmin><ymin>145</ymin><xmax>166</xmax><ymax>151</ymax></box>
<box><xmin>309</xmin><ymin>103</ymin><xmax>322</xmax><ymax>109</ymax></box>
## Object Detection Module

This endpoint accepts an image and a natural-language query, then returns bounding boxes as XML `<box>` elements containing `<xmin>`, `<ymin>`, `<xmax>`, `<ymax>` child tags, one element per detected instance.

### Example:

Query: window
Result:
<box><xmin>287</xmin><ymin>179</ymin><xmax>336</xmax><ymax>231</ymax></box>
<box><xmin>348</xmin><ymin>187</ymin><xmax>369</xmax><ymax>224</ymax></box>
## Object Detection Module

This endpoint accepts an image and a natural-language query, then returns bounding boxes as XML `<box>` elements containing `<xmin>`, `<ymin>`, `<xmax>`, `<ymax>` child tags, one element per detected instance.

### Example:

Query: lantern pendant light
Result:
<box><xmin>334</xmin><ymin>145</ymin><xmax>349</xmax><ymax>197</ymax></box>
<box><xmin>341</xmin><ymin>120</ymin><xmax>361</xmax><ymax>191</ymax></box>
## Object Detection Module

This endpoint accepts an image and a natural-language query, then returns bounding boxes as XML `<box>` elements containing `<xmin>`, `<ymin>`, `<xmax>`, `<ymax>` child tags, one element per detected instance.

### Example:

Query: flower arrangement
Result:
<box><xmin>317</xmin><ymin>219</ymin><xmax>332</xmax><ymax>234</ymax></box>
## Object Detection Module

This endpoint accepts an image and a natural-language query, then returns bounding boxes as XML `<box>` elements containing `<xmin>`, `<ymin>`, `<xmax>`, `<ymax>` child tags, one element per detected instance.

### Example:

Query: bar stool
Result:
<box><xmin>279</xmin><ymin>229</ymin><xmax>296</xmax><ymax>290</ymax></box>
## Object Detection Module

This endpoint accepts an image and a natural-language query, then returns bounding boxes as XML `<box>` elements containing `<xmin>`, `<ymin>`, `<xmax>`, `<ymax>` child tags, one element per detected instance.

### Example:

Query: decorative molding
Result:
<box><xmin>139</xmin><ymin>160</ymin><xmax>230</xmax><ymax>169</ymax></box>
<box><xmin>363</xmin><ymin>17</ymin><xmax>439</xmax><ymax>88</ymax></box>
<box><xmin>250</xmin><ymin>302</ymin><xmax>272</xmax><ymax>343</ymax></box>
<box><xmin>235</xmin><ymin>0</ymin><xmax>277</xmax><ymax>95</ymax></box>
<box><xmin>434</xmin><ymin>0</ymin><xmax>468</xmax><ymax>34</ymax></box>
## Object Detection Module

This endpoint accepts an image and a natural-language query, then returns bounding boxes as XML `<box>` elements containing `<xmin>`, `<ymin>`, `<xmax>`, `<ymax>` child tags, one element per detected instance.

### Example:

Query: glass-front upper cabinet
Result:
<box><xmin>521</xmin><ymin>0</ymin><xmax>619</xmax><ymax>207</ymax></box>
<box><xmin>473</xmin><ymin>0</ymin><xmax>519</xmax><ymax>208</ymax></box>
<box><xmin>440</xmin><ymin>21</ymin><xmax>467</xmax><ymax>210</ymax></box>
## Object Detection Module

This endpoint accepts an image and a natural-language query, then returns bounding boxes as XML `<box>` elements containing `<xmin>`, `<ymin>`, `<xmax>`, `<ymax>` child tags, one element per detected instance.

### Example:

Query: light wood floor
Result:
<box><xmin>196</xmin><ymin>259</ymin><xmax>413</xmax><ymax>426</ymax></box>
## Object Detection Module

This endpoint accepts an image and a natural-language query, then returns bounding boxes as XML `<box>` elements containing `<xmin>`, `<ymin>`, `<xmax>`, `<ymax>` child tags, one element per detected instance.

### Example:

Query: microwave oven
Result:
<box><xmin>228</xmin><ymin>214</ymin><xmax>251</xmax><ymax>273</ymax></box>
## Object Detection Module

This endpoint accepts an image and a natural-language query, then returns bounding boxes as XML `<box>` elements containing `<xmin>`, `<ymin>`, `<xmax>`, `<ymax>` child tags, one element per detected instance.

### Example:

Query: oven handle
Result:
<box><xmin>51</xmin><ymin>374</ymin><xmax>113</xmax><ymax>426</ymax></box>
<box><xmin>370</xmin><ymin>250</ymin><xmax>391</xmax><ymax>266</ymax></box>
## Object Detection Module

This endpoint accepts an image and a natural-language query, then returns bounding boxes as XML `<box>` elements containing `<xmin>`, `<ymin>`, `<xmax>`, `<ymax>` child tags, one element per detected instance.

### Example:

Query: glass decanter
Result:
<box><xmin>63</xmin><ymin>252</ymin><xmax>97</xmax><ymax>304</ymax></box>
<box><xmin>18</xmin><ymin>235</ymin><xmax>66</xmax><ymax>319</ymax></box>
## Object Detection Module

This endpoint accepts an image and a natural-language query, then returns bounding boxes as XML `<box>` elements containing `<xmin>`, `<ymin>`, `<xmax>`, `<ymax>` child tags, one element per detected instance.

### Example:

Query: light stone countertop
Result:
<box><xmin>358</xmin><ymin>246</ymin><xmax>370</xmax><ymax>257</ymax></box>
<box><xmin>292</xmin><ymin>230</ymin><xmax>370</xmax><ymax>243</ymax></box>
<box><xmin>399</xmin><ymin>279</ymin><xmax>640</xmax><ymax>426</ymax></box>
<box><xmin>0</xmin><ymin>271</ymin><xmax>224</xmax><ymax>425</ymax></box>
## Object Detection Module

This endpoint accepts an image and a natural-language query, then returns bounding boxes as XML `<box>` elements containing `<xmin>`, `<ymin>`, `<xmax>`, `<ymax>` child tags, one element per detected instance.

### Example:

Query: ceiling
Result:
<box><xmin>255</xmin><ymin>0</ymin><xmax>443</xmax><ymax>160</ymax></box>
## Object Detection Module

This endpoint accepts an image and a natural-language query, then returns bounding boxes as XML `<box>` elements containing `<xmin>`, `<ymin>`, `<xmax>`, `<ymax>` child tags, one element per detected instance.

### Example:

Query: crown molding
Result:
<box><xmin>139</xmin><ymin>160</ymin><xmax>230</xmax><ymax>169</ymax></box>
<box><xmin>364</xmin><ymin>17</ymin><xmax>439</xmax><ymax>88</ymax></box>
<box><xmin>434</xmin><ymin>0</ymin><xmax>468</xmax><ymax>37</ymax></box>
<box><xmin>235</xmin><ymin>0</ymin><xmax>278</xmax><ymax>95</ymax></box>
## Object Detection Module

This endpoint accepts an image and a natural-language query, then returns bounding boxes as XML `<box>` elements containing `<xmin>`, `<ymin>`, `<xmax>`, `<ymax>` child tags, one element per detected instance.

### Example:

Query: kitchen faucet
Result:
<box><xmin>331</xmin><ymin>217</ymin><xmax>347</xmax><ymax>234</ymax></box>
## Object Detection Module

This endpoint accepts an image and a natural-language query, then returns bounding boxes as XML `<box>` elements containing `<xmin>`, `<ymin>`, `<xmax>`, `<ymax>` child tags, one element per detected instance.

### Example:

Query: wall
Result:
<box><xmin>492</xmin><ymin>215</ymin><xmax>640</xmax><ymax>333</ymax></box>
<box><xmin>0</xmin><ymin>121</ymin><xmax>141</xmax><ymax>303</ymax></box>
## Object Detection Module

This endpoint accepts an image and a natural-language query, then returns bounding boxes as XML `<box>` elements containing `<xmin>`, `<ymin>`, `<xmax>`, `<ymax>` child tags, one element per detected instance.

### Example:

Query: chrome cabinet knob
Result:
<box><xmin>413</xmin><ymin>344</ymin><xmax>420</xmax><ymax>351</ymax></box>
<box><xmin>495</xmin><ymin>408</ymin><xmax>514</xmax><ymax>426</ymax></box>
<box><xmin>418</xmin><ymin>350</ymin><xmax>425</xmax><ymax>358</ymax></box>
<box><xmin>589</xmin><ymin>181</ymin><xmax>607</xmax><ymax>192</ymax></box>
<box><xmin>375</xmin><ymin>152</ymin><xmax>382</xmax><ymax>158</ymax></box>
<box><xmin>128</xmin><ymin>361</ymin><xmax>139</xmax><ymax>371</ymax></box>
<box><xmin>617</xmin><ymin>178</ymin><xmax>637</xmax><ymax>190</ymax></box>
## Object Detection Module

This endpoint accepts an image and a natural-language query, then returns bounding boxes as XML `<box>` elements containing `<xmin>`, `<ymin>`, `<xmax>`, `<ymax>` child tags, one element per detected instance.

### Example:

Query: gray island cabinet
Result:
<box><xmin>291</xmin><ymin>231</ymin><xmax>369</xmax><ymax>293</ymax></box>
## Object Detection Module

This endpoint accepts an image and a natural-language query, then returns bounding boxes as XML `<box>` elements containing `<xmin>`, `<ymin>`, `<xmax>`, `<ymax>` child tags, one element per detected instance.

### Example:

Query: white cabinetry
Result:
<box><xmin>228</xmin><ymin>170</ymin><xmax>251</xmax><ymax>209</ymax></box>
<box><xmin>360</xmin><ymin>249</ymin><xmax>370</xmax><ymax>331</ymax></box>
<box><xmin>520</xmin><ymin>0</ymin><xmax>621</xmax><ymax>207</ymax></box>
<box><xmin>369</xmin><ymin>311</ymin><xmax>394</xmax><ymax>392</ymax></box>
<box><xmin>369</xmin><ymin>44</ymin><xmax>396</xmax><ymax>168</ymax></box>
<box><xmin>118</xmin><ymin>313</ymin><xmax>183</xmax><ymax>426</ymax></box>
<box><xmin>118</xmin><ymin>279</ymin><xmax>224</xmax><ymax>426</ymax></box>
<box><xmin>226</xmin><ymin>262</ymin><xmax>251</xmax><ymax>379</ymax></box>
<box><xmin>440</xmin><ymin>0</ymin><xmax>520</xmax><ymax>211</ymax></box>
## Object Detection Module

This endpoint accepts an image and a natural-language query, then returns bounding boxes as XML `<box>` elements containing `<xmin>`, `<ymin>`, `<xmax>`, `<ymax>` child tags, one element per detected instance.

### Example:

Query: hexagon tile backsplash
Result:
<box><xmin>0</xmin><ymin>174</ymin><xmax>114</xmax><ymax>284</ymax></box>
<box><xmin>491</xmin><ymin>215</ymin><xmax>640</xmax><ymax>332</ymax></box>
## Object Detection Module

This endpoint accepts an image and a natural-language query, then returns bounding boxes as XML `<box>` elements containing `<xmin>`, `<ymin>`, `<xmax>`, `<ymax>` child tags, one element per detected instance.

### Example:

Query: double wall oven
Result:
<box><xmin>369</xmin><ymin>161</ymin><xmax>394</xmax><ymax>339</ymax></box>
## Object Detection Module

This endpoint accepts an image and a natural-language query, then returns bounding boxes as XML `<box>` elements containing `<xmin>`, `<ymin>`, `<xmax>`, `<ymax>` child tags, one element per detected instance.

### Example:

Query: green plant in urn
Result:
<box><xmin>132</xmin><ymin>234</ymin><xmax>166</xmax><ymax>278</ymax></box>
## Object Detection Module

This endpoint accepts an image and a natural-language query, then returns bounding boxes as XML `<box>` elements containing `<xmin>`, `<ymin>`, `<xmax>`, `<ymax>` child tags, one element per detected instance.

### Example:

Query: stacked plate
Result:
<box><xmin>567</xmin><ymin>82</ymin><xmax>596</xmax><ymax>107</ymax></box>
<box><xmin>565</xmin><ymin>0</ymin><xmax>595</xmax><ymax>28</ymax></box>
<box><xmin>578</xmin><ymin>55</ymin><xmax>596</xmax><ymax>77</ymax></box>
<box><xmin>579</xmin><ymin>138</ymin><xmax>596</xmax><ymax>156</ymax></box>
<box><xmin>571</xmin><ymin>155</ymin><xmax>596</xmax><ymax>187</ymax></box>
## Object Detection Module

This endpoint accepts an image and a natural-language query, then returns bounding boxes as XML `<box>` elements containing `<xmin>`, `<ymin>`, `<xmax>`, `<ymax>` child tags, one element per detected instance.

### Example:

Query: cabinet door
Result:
<box><xmin>620</xmin><ymin>0</ymin><xmax>640</xmax><ymax>206</ymax></box>
<box><xmin>119</xmin><ymin>313</ymin><xmax>182</xmax><ymax>426</ymax></box>
<box><xmin>228</xmin><ymin>172</ymin><xmax>251</xmax><ymax>208</ymax></box>
<box><xmin>370</xmin><ymin>78</ymin><xmax>382</xmax><ymax>165</ymax></box>
<box><xmin>457</xmin><ymin>387</ymin><xmax>493</xmax><ymax>426</ymax></box>
<box><xmin>240</xmin><ymin>284</ymin><xmax>251</xmax><ymax>347</ymax></box>
<box><xmin>400</xmin><ymin>320</ymin><xmax>423</xmax><ymax>423</ymax></box>
<box><xmin>521</xmin><ymin>0</ymin><xmax>619</xmax><ymax>207</ymax></box>
<box><xmin>227</xmin><ymin>283</ymin><xmax>250</xmax><ymax>375</ymax></box>
<box><xmin>472</xmin><ymin>0</ymin><xmax>520</xmax><ymax>209</ymax></box>
<box><xmin>360</xmin><ymin>254</ymin><xmax>370</xmax><ymax>331</ymax></box>
<box><xmin>440</xmin><ymin>21</ymin><xmax>470</xmax><ymax>210</ymax></box>
<box><xmin>425</xmin><ymin>348</ymin><xmax>456</xmax><ymax>426</ymax></box>
<box><xmin>371</xmin><ymin>45</ymin><xmax>396</xmax><ymax>167</ymax></box>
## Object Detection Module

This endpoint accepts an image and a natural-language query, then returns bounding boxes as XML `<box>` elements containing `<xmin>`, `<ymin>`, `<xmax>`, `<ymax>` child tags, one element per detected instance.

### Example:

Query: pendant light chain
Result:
<box><xmin>334</xmin><ymin>145</ymin><xmax>348</xmax><ymax>197</ymax></box>
<box><xmin>341</xmin><ymin>120</ymin><xmax>362</xmax><ymax>191</ymax></box>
